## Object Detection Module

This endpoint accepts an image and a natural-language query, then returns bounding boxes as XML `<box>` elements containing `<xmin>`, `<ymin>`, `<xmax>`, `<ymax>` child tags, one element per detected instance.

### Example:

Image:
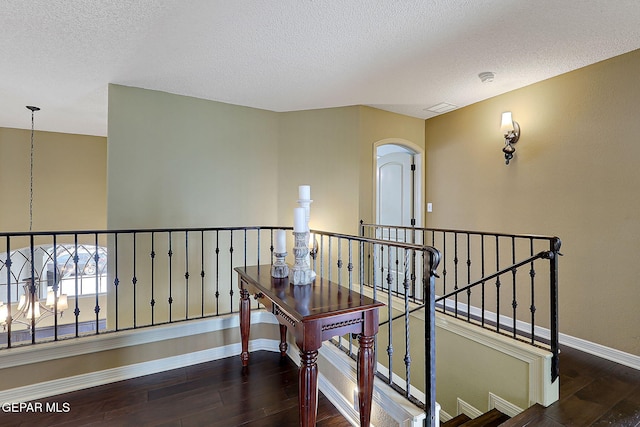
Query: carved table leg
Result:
<box><xmin>279</xmin><ymin>324</ymin><xmax>288</xmax><ymax>357</ymax></box>
<box><xmin>299</xmin><ymin>349</ymin><xmax>318</xmax><ymax>427</ymax></box>
<box><xmin>239</xmin><ymin>287</ymin><xmax>250</xmax><ymax>366</ymax></box>
<box><xmin>358</xmin><ymin>334</ymin><xmax>376</xmax><ymax>426</ymax></box>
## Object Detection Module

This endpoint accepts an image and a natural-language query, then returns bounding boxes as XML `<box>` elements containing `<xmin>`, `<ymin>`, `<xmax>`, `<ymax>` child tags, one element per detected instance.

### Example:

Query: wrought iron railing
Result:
<box><xmin>0</xmin><ymin>226</ymin><xmax>442</xmax><ymax>426</ymax></box>
<box><xmin>309</xmin><ymin>229</ymin><xmax>441</xmax><ymax>426</ymax></box>
<box><xmin>0</xmin><ymin>227</ymin><xmax>282</xmax><ymax>347</ymax></box>
<box><xmin>360</xmin><ymin>221</ymin><xmax>562</xmax><ymax>383</ymax></box>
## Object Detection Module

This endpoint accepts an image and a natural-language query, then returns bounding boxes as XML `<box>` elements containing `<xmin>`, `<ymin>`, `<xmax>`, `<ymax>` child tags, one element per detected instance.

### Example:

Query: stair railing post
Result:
<box><xmin>549</xmin><ymin>237</ymin><xmax>561</xmax><ymax>383</ymax></box>
<box><xmin>424</xmin><ymin>247</ymin><xmax>440</xmax><ymax>427</ymax></box>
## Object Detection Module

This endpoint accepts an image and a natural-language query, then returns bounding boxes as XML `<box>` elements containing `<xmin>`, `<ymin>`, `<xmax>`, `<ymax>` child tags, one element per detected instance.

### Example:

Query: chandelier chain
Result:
<box><xmin>26</xmin><ymin>105</ymin><xmax>40</xmax><ymax>232</ymax></box>
<box><xmin>29</xmin><ymin>110</ymin><xmax>34</xmax><ymax>232</ymax></box>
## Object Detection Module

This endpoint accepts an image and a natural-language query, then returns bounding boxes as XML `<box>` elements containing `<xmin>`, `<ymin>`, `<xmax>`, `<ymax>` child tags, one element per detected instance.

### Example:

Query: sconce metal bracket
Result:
<box><xmin>503</xmin><ymin>121</ymin><xmax>520</xmax><ymax>165</ymax></box>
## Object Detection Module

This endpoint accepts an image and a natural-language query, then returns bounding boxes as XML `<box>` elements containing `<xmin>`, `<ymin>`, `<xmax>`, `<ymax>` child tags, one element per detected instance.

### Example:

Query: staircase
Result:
<box><xmin>443</xmin><ymin>409</ymin><xmax>510</xmax><ymax>427</ymax></box>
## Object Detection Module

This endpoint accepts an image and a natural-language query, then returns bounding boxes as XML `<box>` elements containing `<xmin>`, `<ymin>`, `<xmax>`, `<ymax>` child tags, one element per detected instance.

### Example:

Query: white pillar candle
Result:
<box><xmin>275</xmin><ymin>229</ymin><xmax>286</xmax><ymax>253</ymax></box>
<box><xmin>298</xmin><ymin>185</ymin><xmax>310</xmax><ymax>200</ymax></box>
<box><xmin>293</xmin><ymin>207</ymin><xmax>306</xmax><ymax>232</ymax></box>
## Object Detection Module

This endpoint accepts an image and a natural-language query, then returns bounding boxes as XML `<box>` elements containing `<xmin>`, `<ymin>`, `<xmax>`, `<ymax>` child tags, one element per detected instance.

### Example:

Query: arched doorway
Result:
<box><xmin>374</xmin><ymin>139</ymin><xmax>423</xmax><ymax>232</ymax></box>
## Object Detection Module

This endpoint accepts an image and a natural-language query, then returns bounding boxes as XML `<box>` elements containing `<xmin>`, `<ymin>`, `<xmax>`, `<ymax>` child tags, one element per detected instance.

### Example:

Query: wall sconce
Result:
<box><xmin>501</xmin><ymin>111</ymin><xmax>520</xmax><ymax>165</ymax></box>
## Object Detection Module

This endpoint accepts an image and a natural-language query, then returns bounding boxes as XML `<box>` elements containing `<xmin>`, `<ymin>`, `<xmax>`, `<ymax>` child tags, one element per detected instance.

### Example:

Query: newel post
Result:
<box><xmin>549</xmin><ymin>237</ymin><xmax>562</xmax><ymax>383</ymax></box>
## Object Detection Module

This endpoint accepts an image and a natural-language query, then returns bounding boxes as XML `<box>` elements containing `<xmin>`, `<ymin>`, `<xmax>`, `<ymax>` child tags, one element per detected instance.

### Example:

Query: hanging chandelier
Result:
<box><xmin>0</xmin><ymin>106</ymin><xmax>68</xmax><ymax>329</ymax></box>
<box><xmin>0</xmin><ymin>277</ymin><xmax>69</xmax><ymax>327</ymax></box>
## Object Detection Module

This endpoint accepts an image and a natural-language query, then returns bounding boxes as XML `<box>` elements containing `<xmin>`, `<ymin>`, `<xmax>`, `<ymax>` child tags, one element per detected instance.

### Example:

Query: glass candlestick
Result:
<box><xmin>290</xmin><ymin>231</ymin><xmax>316</xmax><ymax>285</ymax></box>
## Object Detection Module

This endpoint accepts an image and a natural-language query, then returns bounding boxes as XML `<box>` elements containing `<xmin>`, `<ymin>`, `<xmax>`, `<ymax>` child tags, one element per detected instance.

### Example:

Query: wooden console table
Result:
<box><xmin>236</xmin><ymin>265</ymin><xmax>384</xmax><ymax>426</ymax></box>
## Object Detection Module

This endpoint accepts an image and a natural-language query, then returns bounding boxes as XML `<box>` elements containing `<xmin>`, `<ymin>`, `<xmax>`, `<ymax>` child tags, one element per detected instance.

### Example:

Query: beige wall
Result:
<box><xmin>277</xmin><ymin>105</ymin><xmax>425</xmax><ymax>235</ymax></box>
<box><xmin>425</xmin><ymin>49</ymin><xmax>640</xmax><ymax>355</ymax></box>
<box><xmin>278</xmin><ymin>107</ymin><xmax>360</xmax><ymax>235</ymax></box>
<box><xmin>0</xmin><ymin>127</ymin><xmax>106</xmax><ymax>233</ymax></box>
<box><xmin>0</xmin><ymin>319</ymin><xmax>277</xmax><ymax>392</ymax></box>
<box><xmin>358</xmin><ymin>106</ymin><xmax>426</xmax><ymax>225</ymax></box>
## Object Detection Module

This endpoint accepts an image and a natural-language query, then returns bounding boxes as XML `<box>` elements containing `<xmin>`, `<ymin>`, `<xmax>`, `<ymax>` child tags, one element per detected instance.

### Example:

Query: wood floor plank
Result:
<box><xmin>531</xmin><ymin>346</ymin><xmax>640</xmax><ymax>427</ymax></box>
<box><xmin>2</xmin><ymin>346</ymin><xmax>639</xmax><ymax>426</ymax></box>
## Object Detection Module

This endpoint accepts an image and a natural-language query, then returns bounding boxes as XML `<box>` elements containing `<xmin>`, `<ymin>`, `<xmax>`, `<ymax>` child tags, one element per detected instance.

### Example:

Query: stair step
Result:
<box><xmin>498</xmin><ymin>403</ymin><xmax>546</xmax><ymax>426</ymax></box>
<box><xmin>443</xmin><ymin>413</ymin><xmax>472</xmax><ymax>427</ymax></box>
<box><xmin>458</xmin><ymin>408</ymin><xmax>510</xmax><ymax>427</ymax></box>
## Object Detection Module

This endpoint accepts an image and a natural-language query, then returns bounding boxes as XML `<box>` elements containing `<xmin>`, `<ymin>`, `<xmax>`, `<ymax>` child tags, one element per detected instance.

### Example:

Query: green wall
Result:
<box><xmin>107</xmin><ymin>85</ymin><xmax>280</xmax><ymax>229</ymax></box>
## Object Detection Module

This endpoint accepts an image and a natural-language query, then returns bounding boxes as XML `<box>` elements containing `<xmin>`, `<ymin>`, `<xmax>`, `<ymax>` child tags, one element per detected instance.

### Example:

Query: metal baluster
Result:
<box><xmin>372</xmin><ymin>242</ymin><xmax>378</xmax><ymax>372</ymax></box>
<box><xmin>150</xmin><ymin>233</ymin><xmax>155</xmax><ymax>326</ymax></box>
<box><xmin>511</xmin><ymin>237</ymin><xmax>517</xmax><ymax>339</ymax></box>
<box><xmin>395</xmin><ymin>244</ymin><xmax>400</xmax><ymax>297</ymax></box>
<box><xmin>319</xmin><ymin>234</ymin><xmax>324</xmax><ymax>280</ymax></box>
<box><xmin>168</xmin><ymin>231</ymin><xmax>173</xmax><ymax>323</ymax></box>
<box><xmin>53</xmin><ymin>235</ymin><xmax>59</xmax><ymax>340</ymax></box>
<box><xmin>94</xmin><ymin>233</ymin><xmax>100</xmax><ymax>334</ymax></box>
<box><xmin>73</xmin><ymin>234</ymin><xmax>80</xmax><ymax>338</ymax></box>
<box><xmin>270</xmin><ymin>229</ymin><xmax>274</xmax><ymax>265</ymax></box>
<box><xmin>333</xmin><ymin>234</ymin><xmax>344</xmax><ymax>362</ymax></box>
<box><xmin>481</xmin><ymin>235</ymin><xmax>486</xmax><ymax>328</ymax></box>
<box><xmin>114</xmin><ymin>233</ymin><xmax>119</xmax><ymax>331</ymax></box>
<box><xmin>215</xmin><ymin>230</ymin><xmax>220</xmax><ymax>316</ymax></box>
<box><xmin>379</xmin><ymin>245</ymin><xmax>385</xmax><ymax>292</ymax></box>
<box><xmin>29</xmin><ymin>235</ymin><xmax>37</xmax><ymax>343</ymax></box>
<box><xmin>425</xmin><ymin>249</ymin><xmax>437</xmax><ymax>427</ymax></box>
<box><xmin>359</xmin><ymin>240</ymin><xmax>364</xmax><ymax>295</ymax></box>
<box><xmin>229</xmin><ymin>230</ymin><xmax>234</xmax><ymax>313</ymax></box>
<box><xmin>328</xmin><ymin>237</ymin><xmax>332</xmax><ymax>282</ymax></box>
<box><xmin>550</xmin><ymin>237</ymin><xmax>561</xmax><ymax>382</ymax></box>
<box><xmin>411</xmin><ymin>226</ymin><xmax>417</xmax><ymax>302</ymax></box>
<box><xmin>185</xmin><ymin>231</ymin><xmax>190</xmax><ymax>320</ymax></box>
<box><xmin>495</xmin><ymin>236</ymin><xmax>501</xmax><ymax>333</ymax></box>
<box><xmin>386</xmin><ymin>242</ymin><xmax>393</xmax><ymax>385</ymax></box>
<box><xmin>5</xmin><ymin>237</ymin><xmax>12</xmax><ymax>348</ymax></box>
<box><xmin>529</xmin><ymin>238</ymin><xmax>536</xmax><ymax>344</ymax></box>
<box><xmin>403</xmin><ymin>250</ymin><xmax>411</xmax><ymax>397</ymax></box>
<box><xmin>133</xmin><ymin>233</ymin><xmax>138</xmax><ymax>328</ymax></box>
<box><xmin>442</xmin><ymin>232</ymin><xmax>447</xmax><ymax>312</ymax></box>
<box><xmin>348</xmin><ymin>240</ymin><xmax>353</xmax><ymax>355</ymax></box>
<box><xmin>466</xmin><ymin>233</ymin><xmax>472</xmax><ymax>322</ymax></box>
<box><xmin>201</xmin><ymin>231</ymin><xmax>205</xmax><ymax>318</ymax></box>
<box><xmin>337</xmin><ymin>237</ymin><xmax>342</xmax><ymax>287</ymax></box>
<box><xmin>454</xmin><ymin>232</ymin><xmax>459</xmax><ymax>317</ymax></box>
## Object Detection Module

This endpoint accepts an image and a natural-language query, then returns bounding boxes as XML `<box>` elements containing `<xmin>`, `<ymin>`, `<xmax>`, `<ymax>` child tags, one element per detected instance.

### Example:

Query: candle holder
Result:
<box><xmin>290</xmin><ymin>231</ymin><xmax>316</xmax><ymax>285</ymax></box>
<box><xmin>271</xmin><ymin>252</ymin><xmax>289</xmax><ymax>278</ymax></box>
<box><xmin>297</xmin><ymin>198</ymin><xmax>313</xmax><ymax>230</ymax></box>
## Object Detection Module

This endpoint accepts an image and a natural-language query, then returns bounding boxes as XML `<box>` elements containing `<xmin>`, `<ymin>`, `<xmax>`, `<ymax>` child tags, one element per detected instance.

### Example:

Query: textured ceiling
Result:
<box><xmin>1</xmin><ymin>0</ymin><xmax>640</xmax><ymax>137</ymax></box>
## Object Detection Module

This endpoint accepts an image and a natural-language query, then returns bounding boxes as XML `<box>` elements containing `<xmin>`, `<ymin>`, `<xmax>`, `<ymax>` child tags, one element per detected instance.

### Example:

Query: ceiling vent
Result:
<box><xmin>424</xmin><ymin>102</ymin><xmax>458</xmax><ymax>114</ymax></box>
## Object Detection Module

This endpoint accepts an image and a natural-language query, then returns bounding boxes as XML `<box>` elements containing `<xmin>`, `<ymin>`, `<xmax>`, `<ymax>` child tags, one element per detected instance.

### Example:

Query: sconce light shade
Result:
<box><xmin>500</xmin><ymin>111</ymin><xmax>520</xmax><ymax>165</ymax></box>
<box><xmin>501</xmin><ymin>112</ymin><xmax>514</xmax><ymax>133</ymax></box>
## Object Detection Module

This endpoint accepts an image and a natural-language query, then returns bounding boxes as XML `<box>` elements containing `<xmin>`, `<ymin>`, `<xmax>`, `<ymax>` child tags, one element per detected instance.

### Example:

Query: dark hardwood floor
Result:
<box><xmin>0</xmin><ymin>351</ymin><xmax>351</xmax><ymax>427</ymax></box>
<box><xmin>503</xmin><ymin>345</ymin><xmax>640</xmax><ymax>426</ymax></box>
<box><xmin>2</xmin><ymin>345</ymin><xmax>639</xmax><ymax>426</ymax></box>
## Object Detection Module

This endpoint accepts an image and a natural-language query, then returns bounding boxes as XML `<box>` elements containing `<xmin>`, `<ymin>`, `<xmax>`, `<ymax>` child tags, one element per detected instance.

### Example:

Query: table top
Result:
<box><xmin>235</xmin><ymin>265</ymin><xmax>384</xmax><ymax>321</ymax></box>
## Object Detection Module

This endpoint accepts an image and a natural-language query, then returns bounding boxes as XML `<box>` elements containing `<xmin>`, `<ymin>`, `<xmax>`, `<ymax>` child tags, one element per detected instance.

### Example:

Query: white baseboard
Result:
<box><xmin>0</xmin><ymin>338</ymin><xmax>279</xmax><ymax>403</ymax></box>
<box><xmin>558</xmin><ymin>333</ymin><xmax>640</xmax><ymax>370</ymax></box>
<box><xmin>0</xmin><ymin>311</ymin><xmax>279</xmax><ymax>403</ymax></box>
<box><xmin>439</xmin><ymin>298</ymin><xmax>640</xmax><ymax>371</ymax></box>
<box><xmin>457</xmin><ymin>397</ymin><xmax>482</xmax><ymax>419</ymax></box>
<box><xmin>488</xmin><ymin>392</ymin><xmax>523</xmax><ymax>417</ymax></box>
<box><xmin>439</xmin><ymin>408</ymin><xmax>453</xmax><ymax>422</ymax></box>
